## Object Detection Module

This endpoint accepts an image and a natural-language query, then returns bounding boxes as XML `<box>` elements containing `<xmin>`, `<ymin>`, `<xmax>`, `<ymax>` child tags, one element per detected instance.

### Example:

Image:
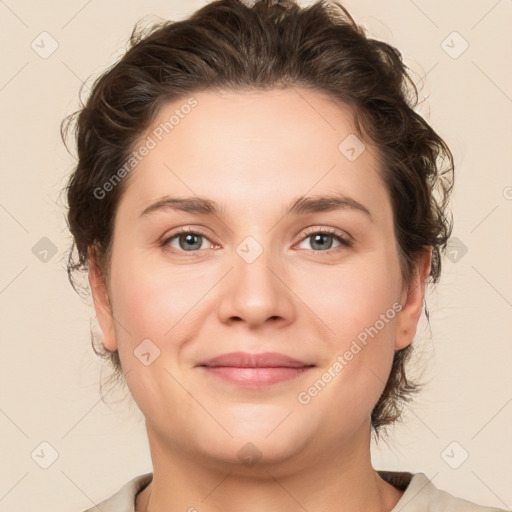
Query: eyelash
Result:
<box><xmin>160</xmin><ymin>226</ymin><xmax>352</xmax><ymax>257</ymax></box>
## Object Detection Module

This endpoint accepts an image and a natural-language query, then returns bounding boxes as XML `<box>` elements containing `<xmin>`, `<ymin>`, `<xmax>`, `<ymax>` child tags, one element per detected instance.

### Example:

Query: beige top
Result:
<box><xmin>80</xmin><ymin>471</ymin><xmax>508</xmax><ymax>511</ymax></box>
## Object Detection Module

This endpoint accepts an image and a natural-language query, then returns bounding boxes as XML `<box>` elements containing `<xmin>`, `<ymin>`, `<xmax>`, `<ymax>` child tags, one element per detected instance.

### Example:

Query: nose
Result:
<box><xmin>216</xmin><ymin>246</ymin><xmax>296</xmax><ymax>330</ymax></box>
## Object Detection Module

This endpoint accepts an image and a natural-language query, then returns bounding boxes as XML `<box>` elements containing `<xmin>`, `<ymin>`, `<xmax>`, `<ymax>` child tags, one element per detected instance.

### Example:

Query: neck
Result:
<box><xmin>136</xmin><ymin>423</ymin><xmax>403</xmax><ymax>512</ymax></box>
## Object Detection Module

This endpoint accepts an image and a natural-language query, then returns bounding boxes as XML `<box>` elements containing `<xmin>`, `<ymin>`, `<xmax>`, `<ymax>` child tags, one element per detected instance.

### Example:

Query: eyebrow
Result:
<box><xmin>139</xmin><ymin>193</ymin><xmax>373</xmax><ymax>222</ymax></box>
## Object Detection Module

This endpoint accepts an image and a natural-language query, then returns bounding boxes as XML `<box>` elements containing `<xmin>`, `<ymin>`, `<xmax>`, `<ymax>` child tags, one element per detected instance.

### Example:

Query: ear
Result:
<box><xmin>87</xmin><ymin>246</ymin><xmax>117</xmax><ymax>352</ymax></box>
<box><xmin>394</xmin><ymin>247</ymin><xmax>432</xmax><ymax>351</ymax></box>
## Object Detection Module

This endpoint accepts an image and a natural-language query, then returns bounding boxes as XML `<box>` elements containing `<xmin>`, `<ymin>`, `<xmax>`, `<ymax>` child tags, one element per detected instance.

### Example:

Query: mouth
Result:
<box><xmin>197</xmin><ymin>365</ymin><xmax>315</xmax><ymax>387</ymax></box>
<box><xmin>196</xmin><ymin>352</ymin><xmax>315</xmax><ymax>388</ymax></box>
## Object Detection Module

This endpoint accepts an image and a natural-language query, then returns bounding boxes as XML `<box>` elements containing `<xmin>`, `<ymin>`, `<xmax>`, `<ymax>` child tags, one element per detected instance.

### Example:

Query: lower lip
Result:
<box><xmin>199</xmin><ymin>366</ymin><xmax>314</xmax><ymax>387</ymax></box>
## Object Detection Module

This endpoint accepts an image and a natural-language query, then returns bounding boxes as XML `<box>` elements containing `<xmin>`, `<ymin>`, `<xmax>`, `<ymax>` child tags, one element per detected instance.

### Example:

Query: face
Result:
<box><xmin>89</xmin><ymin>87</ymin><xmax>430</xmax><ymax>473</ymax></box>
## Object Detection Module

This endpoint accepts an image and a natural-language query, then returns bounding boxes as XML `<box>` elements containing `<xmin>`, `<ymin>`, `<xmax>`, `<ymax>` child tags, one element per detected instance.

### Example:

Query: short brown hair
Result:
<box><xmin>61</xmin><ymin>0</ymin><xmax>454</xmax><ymax>437</ymax></box>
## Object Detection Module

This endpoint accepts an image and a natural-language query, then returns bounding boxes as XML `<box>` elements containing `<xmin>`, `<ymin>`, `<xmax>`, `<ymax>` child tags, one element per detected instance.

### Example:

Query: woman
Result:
<box><xmin>62</xmin><ymin>0</ymin><xmax>506</xmax><ymax>510</ymax></box>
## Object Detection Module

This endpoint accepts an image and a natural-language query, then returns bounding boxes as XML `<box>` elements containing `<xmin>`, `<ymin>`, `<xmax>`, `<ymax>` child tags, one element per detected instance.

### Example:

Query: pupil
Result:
<box><xmin>312</xmin><ymin>233</ymin><xmax>332</xmax><ymax>250</ymax></box>
<box><xmin>181</xmin><ymin>233</ymin><xmax>201</xmax><ymax>251</ymax></box>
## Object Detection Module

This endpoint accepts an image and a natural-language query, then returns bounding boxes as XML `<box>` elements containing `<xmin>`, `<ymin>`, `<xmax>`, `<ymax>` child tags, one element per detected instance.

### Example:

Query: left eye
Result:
<box><xmin>296</xmin><ymin>230</ymin><xmax>349</xmax><ymax>252</ymax></box>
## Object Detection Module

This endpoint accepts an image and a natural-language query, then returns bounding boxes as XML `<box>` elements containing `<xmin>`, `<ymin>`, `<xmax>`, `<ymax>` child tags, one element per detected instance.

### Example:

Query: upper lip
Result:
<box><xmin>196</xmin><ymin>352</ymin><xmax>314</xmax><ymax>368</ymax></box>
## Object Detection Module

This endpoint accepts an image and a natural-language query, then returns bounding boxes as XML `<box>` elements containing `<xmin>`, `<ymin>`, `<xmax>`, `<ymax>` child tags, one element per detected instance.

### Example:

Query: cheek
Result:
<box><xmin>299</xmin><ymin>251</ymin><xmax>402</xmax><ymax>342</ymax></box>
<box><xmin>301</xmin><ymin>249</ymin><xmax>402</xmax><ymax>395</ymax></box>
<box><xmin>109</xmin><ymin>248</ymin><xmax>216</xmax><ymax>347</ymax></box>
<box><xmin>107</xmin><ymin>251</ymin><xmax>210</xmax><ymax>420</ymax></box>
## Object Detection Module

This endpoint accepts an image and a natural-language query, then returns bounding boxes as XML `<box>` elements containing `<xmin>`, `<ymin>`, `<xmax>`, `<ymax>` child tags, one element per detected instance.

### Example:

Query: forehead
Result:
<box><xmin>119</xmin><ymin>87</ymin><xmax>389</xmax><ymax>222</ymax></box>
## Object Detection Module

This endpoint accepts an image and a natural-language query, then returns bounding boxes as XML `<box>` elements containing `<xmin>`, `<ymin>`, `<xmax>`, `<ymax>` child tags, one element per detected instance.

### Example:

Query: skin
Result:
<box><xmin>88</xmin><ymin>87</ymin><xmax>431</xmax><ymax>512</ymax></box>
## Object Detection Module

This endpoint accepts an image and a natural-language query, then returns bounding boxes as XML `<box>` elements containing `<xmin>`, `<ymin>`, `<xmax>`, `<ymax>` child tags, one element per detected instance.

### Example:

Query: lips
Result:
<box><xmin>196</xmin><ymin>351</ymin><xmax>314</xmax><ymax>369</ymax></box>
<box><xmin>196</xmin><ymin>352</ymin><xmax>315</xmax><ymax>388</ymax></box>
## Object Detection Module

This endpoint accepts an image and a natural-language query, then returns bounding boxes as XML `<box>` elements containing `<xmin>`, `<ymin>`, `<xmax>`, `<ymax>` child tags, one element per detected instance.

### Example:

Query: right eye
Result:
<box><xmin>161</xmin><ymin>227</ymin><xmax>216</xmax><ymax>255</ymax></box>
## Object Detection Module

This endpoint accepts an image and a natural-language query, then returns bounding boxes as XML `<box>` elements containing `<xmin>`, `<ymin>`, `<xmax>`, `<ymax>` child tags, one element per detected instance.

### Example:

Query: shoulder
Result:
<box><xmin>78</xmin><ymin>473</ymin><xmax>153</xmax><ymax>512</ymax></box>
<box><xmin>378</xmin><ymin>471</ymin><xmax>509</xmax><ymax>512</ymax></box>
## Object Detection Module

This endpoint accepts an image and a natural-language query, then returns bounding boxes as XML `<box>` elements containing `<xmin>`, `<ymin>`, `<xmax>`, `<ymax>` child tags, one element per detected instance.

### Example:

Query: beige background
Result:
<box><xmin>0</xmin><ymin>0</ymin><xmax>511</xmax><ymax>510</ymax></box>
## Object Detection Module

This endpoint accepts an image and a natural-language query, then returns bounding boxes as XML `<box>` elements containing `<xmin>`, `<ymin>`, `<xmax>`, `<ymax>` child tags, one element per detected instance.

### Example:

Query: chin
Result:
<box><xmin>193</xmin><ymin>420</ymin><xmax>308</xmax><ymax>466</ymax></box>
